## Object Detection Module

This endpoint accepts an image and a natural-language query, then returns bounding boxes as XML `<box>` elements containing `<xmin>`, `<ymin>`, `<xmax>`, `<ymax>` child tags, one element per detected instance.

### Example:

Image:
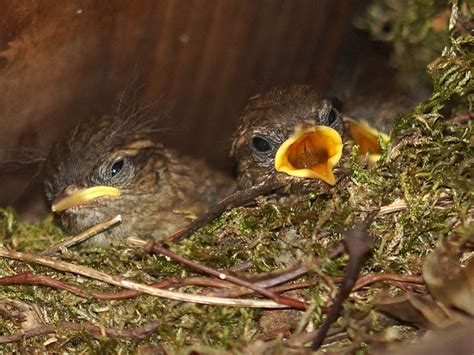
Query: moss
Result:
<box><xmin>356</xmin><ymin>0</ymin><xmax>451</xmax><ymax>95</ymax></box>
<box><xmin>0</xmin><ymin>1</ymin><xmax>473</xmax><ymax>352</ymax></box>
<box><xmin>0</xmin><ymin>208</ymin><xmax>65</xmax><ymax>251</ymax></box>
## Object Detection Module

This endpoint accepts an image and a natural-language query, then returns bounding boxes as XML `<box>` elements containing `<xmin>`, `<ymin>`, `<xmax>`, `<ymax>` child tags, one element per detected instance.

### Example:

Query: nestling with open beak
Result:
<box><xmin>231</xmin><ymin>85</ymin><xmax>391</xmax><ymax>190</ymax></box>
<box><xmin>43</xmin><ymin>113</ymin><xmax>234</xmax><ymax>246</ymax></box>
<box><xmin>342</xmin><ymin>92</ymin><xmax>414</xmax><ymax>165</ymax></box>
<box><xmin>232</xmin><ymin>85</ymin><xmax>344</xmax><ymax>190</ymax></box>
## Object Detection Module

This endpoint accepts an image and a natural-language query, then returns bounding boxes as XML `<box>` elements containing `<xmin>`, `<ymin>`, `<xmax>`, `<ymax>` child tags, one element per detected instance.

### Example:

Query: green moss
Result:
<box><xmin>0</xmin><ymin>1</ymin><xmax>473</xmax><ymax>352</ymax></box>
<box><xmin>0</xmin><ymin>208</ymin><xmax>65</xmax><ymax>251</ymax></box>
<box><xmin>356</xmin><ymin>0</ymin><xmax>450</xmax><ymax>95</ymax></box>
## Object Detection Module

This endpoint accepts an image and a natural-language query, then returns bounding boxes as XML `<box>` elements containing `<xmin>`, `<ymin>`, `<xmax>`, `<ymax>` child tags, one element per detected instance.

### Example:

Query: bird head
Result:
<box><xmin>231</xmin><ymin>85</ymin><xmax>345</xmax><ymax>189</ymax></box>
<box><xmin>43</xmin><ymin>114</ymin><xmax>188</xmax><ymax>245</ymax></box>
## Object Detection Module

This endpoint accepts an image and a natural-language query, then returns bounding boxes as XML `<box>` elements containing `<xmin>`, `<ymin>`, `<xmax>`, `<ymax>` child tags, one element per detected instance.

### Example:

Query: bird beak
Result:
<box><xmin>274</xmin><ymin>124</ymin><xmax>343</xmax><ymax>186</ymax></box>
<box><xmin>51</xmin><ymin>186</ymin><xmax>121</xmax><ymax>212</ymax></box>
<box><xmin>344</xmin><ymin>117</ymin><xmax>390</xmax><ymax>164</ymax></box>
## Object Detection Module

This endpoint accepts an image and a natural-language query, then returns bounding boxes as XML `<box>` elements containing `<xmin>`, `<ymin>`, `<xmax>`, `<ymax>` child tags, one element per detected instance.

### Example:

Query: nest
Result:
<box><xmin>0</xmin><ymin>1</ymin><xmax>472</xmax><ymax>353</ymax></box>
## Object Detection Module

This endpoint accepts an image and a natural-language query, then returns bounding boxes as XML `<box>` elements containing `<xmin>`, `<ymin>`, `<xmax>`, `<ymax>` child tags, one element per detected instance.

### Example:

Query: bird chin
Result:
<box><xmin>58</xmin><ymin>205</ymin><xmax>112</xmax><ymax>237</ymax></box>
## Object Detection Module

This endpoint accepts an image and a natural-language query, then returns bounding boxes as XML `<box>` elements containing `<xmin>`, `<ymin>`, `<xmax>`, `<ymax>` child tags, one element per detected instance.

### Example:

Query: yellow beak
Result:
<box><xmin>274</xmin><ymin>125</ymin><xmax>343</xmax><ymax>186</ymax></box>
<box><xmin>51</xmin><ymin>186</ymin><xmax>121</xmax><ymax>212</ymax></box>
<box><xmin>344</xmin><ymin>117</ymin><xmax>390</xmax><ymax>164</ymax></box>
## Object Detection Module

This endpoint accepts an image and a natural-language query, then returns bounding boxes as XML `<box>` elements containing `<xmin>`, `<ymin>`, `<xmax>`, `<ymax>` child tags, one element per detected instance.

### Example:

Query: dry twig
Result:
<box><xmin>0</xmin><ymin>272</ymin><xmax>242</xmax><ymax>300</ymax></box>
<box><xmin>130</xmin><ymin>237</ymin><xmax>307</xmax><ymax>310</ymax></box>
<box><xmin>164</xmin><ymin>179</ymin><xmax>284</xmax><ymax>244</ymax></box>
<box><xmin>41</xmin><ymin>215</ymin><xmax>122</xmax><ymax>255</ymax></box>
<box><xmin>0</xmin><ymin>246</ymin><xmax>287</xmax><ymax>308</ymax></box>
<box><xmin>310</xmin><ymin>211</ymin><xmax>376</xmax><ymax>350</ymax></box>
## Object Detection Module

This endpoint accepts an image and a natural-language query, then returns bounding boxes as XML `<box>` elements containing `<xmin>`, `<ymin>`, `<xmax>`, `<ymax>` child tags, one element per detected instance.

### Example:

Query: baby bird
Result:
<box><xmin>43</xmin><ymin>113</ymin><xmax>234</xmax><ymax>246</ymax></box>
<box><xmin>231</xmin><ymin>85</ymin><xmax>346</xmax><ymax>190</ymax></box>
<box><xmin>231</xmin><ymin>85</ymin><xmax>404</xmax><ymax>190</ymax></box>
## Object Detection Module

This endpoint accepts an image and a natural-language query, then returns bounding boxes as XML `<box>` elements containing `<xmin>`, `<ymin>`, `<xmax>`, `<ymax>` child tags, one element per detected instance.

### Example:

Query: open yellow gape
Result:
<box><xmin>274</xmin><ymin>119</ymin><xmax>389</xmax><ymax>185</ymax></box>
<box><xmin>344</xmin><ymin>117</ymin><xmax>390</xmax><ymax>164</ymax></box>
<box><xmin>274</xmin><ymin>125</ymin><xmax>343</xmax><ymax>186</ymax></box>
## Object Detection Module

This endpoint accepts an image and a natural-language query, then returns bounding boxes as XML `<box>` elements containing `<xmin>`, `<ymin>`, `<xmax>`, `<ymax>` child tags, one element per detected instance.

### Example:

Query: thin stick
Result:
<box><xmin>353</xmin><ymin>272</ymin><xmax>423</xmax><ymax>289</ymax></box>
<box><xmin>310</xmin><ymin>211</ymin><xmax>376</xmax><ymax>350</ymax></box>
<box><xmin>283</xmin><ymin>273</ymin><xmax>423</xmax><ymax>294</ymax></box>
<box><xmin>41</xmin><ymin>215</ymin><xmax>122</xmax><ymax>255</ymax></box>
<box><xmin>0</xmin><ymin>272</ymin><xmax>240</xmax><ymax>300</ymax></box>
<box><xmin>130</xmin><ymin>238</ymin><xmax>306</xmax><ymax>310</ymax></box>
<box><xmin>0</xmin><ymin>247</ymin><xmax>287</xmax><ymax>309</ymax></box>
<box><xmin>222</xmin><ymin>273</ymin><xmax>424</xmax><ymax>298</ymax></box>
<box><xmin>164</xmin><ymin>179</ymin><xmax>284</xmax><ymax>244</ymax></box>
<box><xmin>213</xmin><ymin>264</ymin><xmax>309</xmax><ymax>298</ymax></box>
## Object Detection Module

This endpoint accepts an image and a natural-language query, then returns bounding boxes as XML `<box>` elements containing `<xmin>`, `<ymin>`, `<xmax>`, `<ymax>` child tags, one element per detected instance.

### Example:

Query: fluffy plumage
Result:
<box><xmin>44</xmin><ymin>113</ymin><xmax>234</xmax><ymax>246</ymax></box>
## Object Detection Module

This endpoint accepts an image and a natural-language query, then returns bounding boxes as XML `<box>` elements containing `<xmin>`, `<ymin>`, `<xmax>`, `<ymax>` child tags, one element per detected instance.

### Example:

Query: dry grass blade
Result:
<box><xmin>378</xmin><ymin>199</ymin><xmax>407</xmax><ymax>216</ymax></box>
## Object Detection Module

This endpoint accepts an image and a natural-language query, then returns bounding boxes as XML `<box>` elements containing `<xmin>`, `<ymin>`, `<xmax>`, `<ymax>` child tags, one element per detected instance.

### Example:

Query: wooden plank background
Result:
<box><xmin>0</xmin><ymin>0</ymin><xmax>394</xmax><ymax>213</ymax></box>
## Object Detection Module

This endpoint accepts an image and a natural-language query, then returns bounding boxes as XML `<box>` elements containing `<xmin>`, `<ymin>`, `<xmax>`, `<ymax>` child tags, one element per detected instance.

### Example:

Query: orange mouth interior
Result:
<box><xmin>345</xmin><ymin>117</ymin><xmax>390</xmax><ymax>163</ymax></box>
<box><xmin>274</xmin><ymin>125</ymin><xmax>343</xmax><ymax>186</ymax></box>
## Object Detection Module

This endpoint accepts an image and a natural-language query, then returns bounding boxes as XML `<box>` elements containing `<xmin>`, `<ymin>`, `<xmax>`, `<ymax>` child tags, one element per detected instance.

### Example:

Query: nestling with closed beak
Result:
<box><xmin>43</xmin><ymin>113</ymin><xmax>234</xmax><ymax>246</ymax></box>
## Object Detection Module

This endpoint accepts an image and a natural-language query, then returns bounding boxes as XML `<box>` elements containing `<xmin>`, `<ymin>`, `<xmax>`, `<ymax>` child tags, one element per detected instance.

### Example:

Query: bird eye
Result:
<box><xmin>110</xmin><ymin>158</ymin><xmax>124</xmax><ymax>177</ymax></box>
<box><xmin>252</xmin><ymin>136</ymin><xmax>272</xmax><ymax>152</ymax></box>
<box><xmin>94</xmin><ymin>156</ymin><xmax>134</xmax><ymax>185</ymax></box>
<box><xmin>326</xmin><ymin>108</ymin><xmax>338</xmax><ymax>125</ymax></box>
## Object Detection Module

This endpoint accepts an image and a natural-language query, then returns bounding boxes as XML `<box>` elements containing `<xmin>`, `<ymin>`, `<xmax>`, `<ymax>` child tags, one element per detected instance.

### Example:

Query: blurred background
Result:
<box><xmin>0</xmin><ymin>0</ymin><xmax>433</xmax><ymax>217</ymax></box>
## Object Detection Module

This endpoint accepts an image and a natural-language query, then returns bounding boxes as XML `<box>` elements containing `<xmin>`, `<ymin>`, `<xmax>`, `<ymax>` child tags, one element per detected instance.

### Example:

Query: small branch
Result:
<box><xmin>130</xmin><ymin>237</ymin><xmax>306</xmax><ymax>310</ymax></box>
<box><xmin>213</xmin><ymin>264</ymin><xmax>308</xmax><ymax>298</ymax></box>
<box><xmin>164</xmin><ymin>179</ymin><xmax>284</xmax><ymax>244</ymax></box>
<box><xmin>272</xmin><ymin>273</ymin><xmax>423</xmax><ymax>294</ymax></box>
<box><xmin>310</xmin><ymin>211</ymin><xmax>377</xmax><ymax>350</ymax></box>
<box><xmin>0</xmin><ymin>272</ymin><xmax>240</xmax><ymax>300</ymax></box>
<box><xmin>0</xmin><ymin>247</ymin><xmax>288</xmax><ymax>308</ymax></box>
<box><xmin>352</xmin><ymin>273</ymin><xmax>423</xmax><ymax>290</ymax></box>
<box><xmin>0</xmin><ymin>319</ymin><xmax>161</xmax><ymax>344</ymax></box>
<box><xmin>41</xmin><ymin>215</ymin><xmax>122</xmax><ymax>255</ymax></box>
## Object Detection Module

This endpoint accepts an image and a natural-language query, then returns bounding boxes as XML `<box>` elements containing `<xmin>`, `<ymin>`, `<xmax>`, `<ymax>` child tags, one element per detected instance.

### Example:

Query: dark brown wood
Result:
<box><xmin>0</xmin><ymin>0</ymin><xmax>378</xmax><ymax>214</ymax></box>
